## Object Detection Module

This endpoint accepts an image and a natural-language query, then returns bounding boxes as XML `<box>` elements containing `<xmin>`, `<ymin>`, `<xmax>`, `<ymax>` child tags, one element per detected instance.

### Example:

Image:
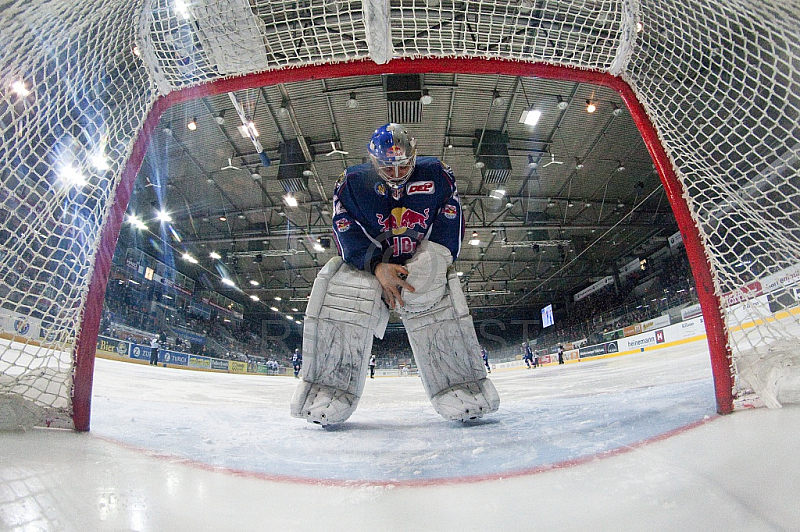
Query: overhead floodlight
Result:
<box><xmin>519</xmin><ymin>108</ymin><xmax>541</xmax><ymax>126</ymax></box>
<box><xmin>575</xmin><ymin>158</ymin><xmax>585</xmax><ymax>170</ymax></box>
<box><xmin>251</xmin><ymin>172</ymin><xmax>261</xmax><ymax>180</ymax></box>
<box><xmin>221</xmin><ymin>278</ymin><xmax>236</xmax><ymax>287</ymax></box>
<box><xmin>11</xmin><ymin>81</ymin><xmax>30</xmax><ymax>98</ymax></box>
<box><xmin>91</xmin><ymin>154</ymin><xmax>110</xmax><ymax>171</ymax></box>
<box><xmin>274</xmin><ymin>296</ymin><xmax>282</xmax><ymax>301</ymax></box>
<box><xmin>214</xmin><ymin>112</ymin><xmax>225</xmax><ymax>125</ymax></box>
<box><xmin>156</xmin><ymin>210</ymin><xmax>172</xmax><ymax>222</ymax></box>
<box><xmin>182</xmin><ymin>253</ymin><xmax>198</xmax><ymax>264</ymax></box>
<box><xmin>420</xmin><ymin>89</ymin><xmax>433</xmax><ymax>105</ymax></box>
<box><xmin>175</xmin><ymin>0</ymin><xmax>191</xmax><ymax>18</ymax></box>
<box><xmin>250</xmin><ymin>295</ymin><xmax>259</xmax><ymax>301</ymax></box>
<box><xmin>187</xmin><ymin>117</ymin><xmax>197</xmax><ymax>130</ymax></box>
<box><xmin>612</xmin><ymin>104</ymin><xmax>623</xmax><ymax>117</ymax></box>
<box><xmin>489</xmin><ymin>189</ymin><xmax>506</xmax><ymax>200</ymax></box>
<box><xmin>586</xmin><ymin>100</ymin><xmax>596</xmax><ymax>113</ymax></box>
<box><xmin>249</xmin><ymin>280</ymin><xmax>259</xmax><ymax>286</ymax></box>
<box><xmin>278</xmin><ymin>102</ymin><xmax>290</xmax><ymax>118</ymax></box>
<box><xmin>60</xmin><ymin>165</ymin><xmax>86</xmax><ymax>186</ymax></box>
<box><xmin>347</xmin><ymin>92</ymin><xmax>359</xmax><ymax>109</ymax></box>
<box><xmin>209</xmin><ymin>251</ymin><xmax>221</xmax><ymax>259</ymax></box>
<box><xmin>313</xmin><ymin>243</ymin><xmax>325</xmax><ymax>252</ymax></box>
<box><xmin>617</xmin><ymin>162</ymin><xmax>626</xmax><ymax>172</ymax></box>
<box><xmin>474</xmin><ymin>160</ymin><xmax>485</xmax><ymax>169</ymax></box>
<box><xmin>492</xmin><ymin>91</ymin><xmax>506</xmax><ymax>106</ymax></box>
<box><xmin>527</xmin><ymin>154</ymin><xmax>538</xmax><ymax>169</ymax></box>
<box><xmin>127</xmin><ymin>215</ymin><xmax>147</xmax><ymax>230</ymax></box>
<box><xmin>283</xmin><ymin>194</ymin><xmax>298</xmax><ymax>207</ymax></box>
<box><xmin>556</xmin><ymin>96</ymin><xmax>568</xmax><ymax>110</ymax></box>
<box><xmin>270</xmin><ymin>306</ymin><xmax>279</xmax><ymax>312</ymax></box>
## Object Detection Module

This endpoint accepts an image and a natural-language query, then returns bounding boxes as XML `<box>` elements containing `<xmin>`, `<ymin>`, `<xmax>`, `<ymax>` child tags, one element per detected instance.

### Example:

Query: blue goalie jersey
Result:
<box><xmin>331</xmin><ymin>156</ymin><xmax>465</xmax><ymax>272</ymax></box>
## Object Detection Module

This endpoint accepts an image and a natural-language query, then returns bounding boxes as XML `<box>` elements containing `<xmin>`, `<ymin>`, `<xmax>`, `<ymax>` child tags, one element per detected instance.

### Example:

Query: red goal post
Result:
<box><xmin>1</xmin><ymin>0</ymin><xmax>797</xmax><ymax>430</ymax></box>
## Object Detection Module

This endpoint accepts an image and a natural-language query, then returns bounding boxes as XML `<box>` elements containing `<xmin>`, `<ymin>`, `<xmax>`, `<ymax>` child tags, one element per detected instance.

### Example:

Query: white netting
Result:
<box><xmin>1</xmin><ymin>0</ymin><xmax>153</xmax><ymax>428</ymax></box>
<box><xmin>1</xmin><ymin>0</ymin><xmax>798</xmax><ymax>428</ymax></box>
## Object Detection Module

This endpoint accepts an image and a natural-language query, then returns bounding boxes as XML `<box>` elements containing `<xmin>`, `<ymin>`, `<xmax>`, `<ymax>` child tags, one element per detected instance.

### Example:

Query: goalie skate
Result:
<box><xmin>290</xmin><ymin>382</ymin><xmax>357</xmax><ymax>426</ymax></box>
<box><xmin>430</xmin><ymin>378</ymin><xmax>500</xmax><ymax>421</ymax></box>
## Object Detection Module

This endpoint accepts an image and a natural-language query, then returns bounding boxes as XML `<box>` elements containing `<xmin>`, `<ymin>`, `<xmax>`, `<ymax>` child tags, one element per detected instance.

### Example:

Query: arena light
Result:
<box><xmin>586</xmin><ymin>100</ymin><xmax>597</xmax><ymax>113</ymax></box>
<box><xmin>469</xmin><ymin>231</ymin><xmax>480</xmax><ymax>246</ymax></box>
<box><xmin>156</xmin><ymin>210</ymin><xmax>172</xmax><ymax>223</ymax></box>
<box><xmin>420</xmin><ymin>89</ymin><xmax>432</xmax><ymax>105</ymax></box>
<box><xmin>91</xmin><ymin>154</ymin><xmax>109</xmax><ymax>171</ymax></box>
<box><xmin>11</xmin><ymin>80</ymin><xmax>30</xmax><ymax>97</ymax></box>
<box><xmin>175</xmin><ymin>0</ymin><xmax>190</xmax><ymax>19</ymax></box>
<box><xmin>60</xmin><ymin>165</ymin><xmax>86</xmax><ymax>186</ymax></box>
<box><xmin>274</xmin><ymin>296</ymin><xmax>282</xmax><ymax>301</ymax></box>
<box><xmin>283</xmin><ymin>194</ymin><xmax>298</xmax><ymax>207</ymax></box>
<box><xmin>249</xmin><ymin>280</ymin><xmax>259</xmax><ymax>286</ymax></box>
<box><xmin>209</xmin><ymin>251</ymin><xmax>221</xmax><ymax>259</ymax></box>
<box><xmin>519</xmin><ymin>108</ymin><xmax>541</xmax><ymax>126</ymax></box>
<box><xmin>187</xmin><ymin>117</ymin><xmax>197</xmax><ymax>130</ymax></box>
<box><xmin>346</xmin><ymin>92</ymin><xmax>359</xmax><ymax>109</ymax></box>
<box><xmin>127</xmin><ymin>214</ymin><xmax>147</xmax><ymax>230</ymax></box>
<box><xmin>181</xmin><ymin>252</ymin><xmax>198</xmax><ymax>264</ymax></box>
<box><xmin>249</xmin><ymin>295</ymin><xmax>259</xmax><ymax>301</ymax></box>
<box><xmin>221</xmin><ymin>278</ymin><xmax>236</xmax><ymax>287</ymax></box>
<box><xmin>313</xmin><ymin>243</ymin><xmax>325</xmax><ymax>252</ymax></box>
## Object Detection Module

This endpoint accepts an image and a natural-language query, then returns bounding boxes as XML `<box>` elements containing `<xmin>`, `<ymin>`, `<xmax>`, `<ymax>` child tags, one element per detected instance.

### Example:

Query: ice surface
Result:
<box><xmin>3</xmin><ymin>339</ymin><xmax>799</xmax><ymax>531</ymax></box>
<box><xmin>89</xmin><ymin>342</ymin><xmax>715</xmax><ymax>483</ymax></box>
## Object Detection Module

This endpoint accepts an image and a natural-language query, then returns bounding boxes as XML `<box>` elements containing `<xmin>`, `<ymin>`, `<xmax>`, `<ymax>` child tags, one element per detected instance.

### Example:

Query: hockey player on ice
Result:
<box><xmin>290</xmin><ymin>123</ymin><xmax>500</xmax><ymax>425</ymax></box>
<box><xmin>291</xmin><ymin>348</ymin><xmax>302</xmax><ymax>378</ymax></box>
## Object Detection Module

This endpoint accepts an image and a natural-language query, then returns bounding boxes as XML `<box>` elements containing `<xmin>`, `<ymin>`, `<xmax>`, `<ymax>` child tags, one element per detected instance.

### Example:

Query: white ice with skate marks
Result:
<box><xmin>91</xmin><ymin>340</ymin><xmax>716</xmax><ymax>483</ymax></box>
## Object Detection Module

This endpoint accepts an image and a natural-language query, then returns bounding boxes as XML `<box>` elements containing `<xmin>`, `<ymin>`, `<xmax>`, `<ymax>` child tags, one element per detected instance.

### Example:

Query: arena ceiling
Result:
<box><xmin>120</xmin><ymin>72</ymin><xmax>677</xmax><ymax>325</ymax></box>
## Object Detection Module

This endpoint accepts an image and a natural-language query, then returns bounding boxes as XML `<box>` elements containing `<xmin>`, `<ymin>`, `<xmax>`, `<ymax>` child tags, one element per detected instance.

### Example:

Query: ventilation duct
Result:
<box><xmin>277</xmin><ymin>138</ymin><xmax>309</xmax><ymax>193</ymax></box>
<box><xmin>473</xmin><ymin>130</ymin><xmax>511</xmax><ymax>184</ymax></box>
<box><xmin>385</xmin><ymin>74</ymin><xmax>423</xmax><ymax>123</ymax></box>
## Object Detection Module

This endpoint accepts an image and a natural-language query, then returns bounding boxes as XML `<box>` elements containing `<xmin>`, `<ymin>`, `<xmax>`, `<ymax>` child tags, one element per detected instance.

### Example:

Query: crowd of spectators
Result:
<box><xmin>100</xmin><ymin>248</ymin><xmax>698</xmax><ymax>372</ymax></box>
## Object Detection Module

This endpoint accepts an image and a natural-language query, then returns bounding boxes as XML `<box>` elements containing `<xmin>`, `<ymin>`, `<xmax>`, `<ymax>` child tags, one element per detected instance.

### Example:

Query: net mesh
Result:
<box><xmin>1</xmin><ymin>0</ymin><xmax>798</xmax><ymax>428</ymax></box>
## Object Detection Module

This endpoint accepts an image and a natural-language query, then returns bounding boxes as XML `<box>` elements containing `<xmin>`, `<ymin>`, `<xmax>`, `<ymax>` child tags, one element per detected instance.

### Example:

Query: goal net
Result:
<box><xmin>1</xmin><ymin>0</ymin><xmax>797</xmax><ymax>430</ymax></box>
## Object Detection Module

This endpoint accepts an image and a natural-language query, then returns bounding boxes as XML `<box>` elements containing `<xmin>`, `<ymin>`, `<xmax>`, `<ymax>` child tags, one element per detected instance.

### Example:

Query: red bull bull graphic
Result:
<box><xmin>335</xmin><ymin>218</ymin><xmax>351</xmax><ymax>232</ymax></box>
<box><xmin>376</xmin><ymin>207</ymin><xmax>430</xmax><ymax>235</ymax></box>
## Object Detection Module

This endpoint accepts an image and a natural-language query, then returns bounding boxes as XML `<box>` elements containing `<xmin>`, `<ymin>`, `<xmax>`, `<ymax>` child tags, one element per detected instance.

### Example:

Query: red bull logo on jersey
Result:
<box><xmin>335</xmin><ymin>218</ymin><xmax>352</xmax><ymax>232</ymax></box>
<box><xmin>442</xmin><ymin>204</ymin><xmax>457</xmax><ymax>219</ymax></box>
<box><xmin>376</xmin><ymin>207</ymin><xmax>430</xmax><ymax>235</ymax></box>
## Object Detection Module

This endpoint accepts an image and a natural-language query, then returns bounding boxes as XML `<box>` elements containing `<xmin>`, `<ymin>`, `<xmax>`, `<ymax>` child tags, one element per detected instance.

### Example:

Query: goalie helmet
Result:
<box><xmin>367</xmin><ymin>123</ymin><xmax>417</xmax><ymax>188</ymax></box>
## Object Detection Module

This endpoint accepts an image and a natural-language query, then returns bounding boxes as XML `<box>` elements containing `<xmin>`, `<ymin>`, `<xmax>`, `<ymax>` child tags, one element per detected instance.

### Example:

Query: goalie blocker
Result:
<box><xmin>290</xmin><ymin>242</ymin><xmax>499</xmax><ymax>425</ymax></box>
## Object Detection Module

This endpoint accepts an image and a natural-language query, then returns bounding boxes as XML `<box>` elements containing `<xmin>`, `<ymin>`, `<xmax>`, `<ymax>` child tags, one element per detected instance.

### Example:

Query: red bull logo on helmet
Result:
<box><xmin>376</xmin><ymin>207</ymin><xmax>430</xmax><ymax>234</ymax></box>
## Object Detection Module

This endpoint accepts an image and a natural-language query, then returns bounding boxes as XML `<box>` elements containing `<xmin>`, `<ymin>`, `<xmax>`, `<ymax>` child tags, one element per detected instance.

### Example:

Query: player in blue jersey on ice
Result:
<box><xmin>291</xmin><ymin>123</ymin><xmax>499</xmax><ymax>425</ymax></box>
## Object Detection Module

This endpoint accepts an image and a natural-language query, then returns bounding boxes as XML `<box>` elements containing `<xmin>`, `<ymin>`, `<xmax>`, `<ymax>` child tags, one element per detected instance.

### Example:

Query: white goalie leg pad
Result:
<box><xmin>290</xmin><ymin>257</ymin><xmax>389</xmax><ymax>425</ymax></box>
<box><xmin>401</xmin><ymin>271</ymin><xmax>500</xmax><ymax>421</ymax></box>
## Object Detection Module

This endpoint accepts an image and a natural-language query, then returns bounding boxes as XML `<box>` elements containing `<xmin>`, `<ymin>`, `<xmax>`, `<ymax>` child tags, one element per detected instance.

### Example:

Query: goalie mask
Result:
<box><xmin>367</xmin><ymin>123</ymin><xmax>417</xmax><ymax>189</ymax></box>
